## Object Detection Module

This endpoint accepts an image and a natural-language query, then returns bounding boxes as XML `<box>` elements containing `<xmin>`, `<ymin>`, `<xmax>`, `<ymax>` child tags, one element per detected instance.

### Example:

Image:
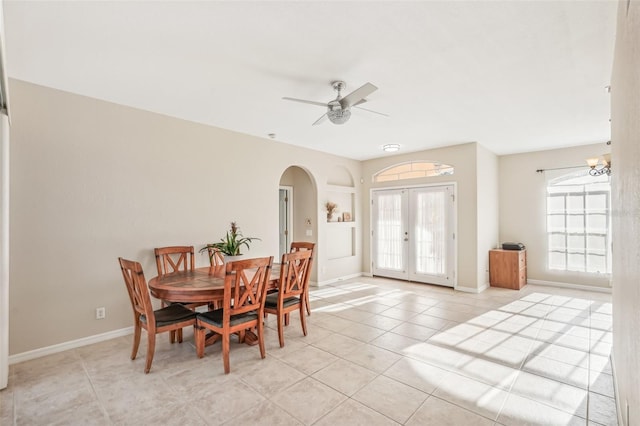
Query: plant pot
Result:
<box><xmin>224</xmin><ymin>255</ymin><xmax>244</xmax><ymax>265</ymax></box>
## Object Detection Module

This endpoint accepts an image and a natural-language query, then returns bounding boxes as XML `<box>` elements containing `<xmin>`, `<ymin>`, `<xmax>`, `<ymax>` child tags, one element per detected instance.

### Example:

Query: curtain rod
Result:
<box><xmin>535</xmin><ymin>165</ymin><xmax>584</xmax><ymax>173</ymax></box>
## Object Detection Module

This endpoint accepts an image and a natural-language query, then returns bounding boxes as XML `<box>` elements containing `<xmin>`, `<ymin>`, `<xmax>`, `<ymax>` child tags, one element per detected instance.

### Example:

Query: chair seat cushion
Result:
<box><xmin>197</xmin><ymin>309</ymin><xmax>258</xmax><ymax>328</ymax></box>
<box><xmin>141</xmin><ymin>303</ymin><xmax>197</xmax><ymax>327</ymax></box>
<box><xmin>264</xmin><ymin>292</ymin><xmax>300</xmax><ymax>309</ymax></box>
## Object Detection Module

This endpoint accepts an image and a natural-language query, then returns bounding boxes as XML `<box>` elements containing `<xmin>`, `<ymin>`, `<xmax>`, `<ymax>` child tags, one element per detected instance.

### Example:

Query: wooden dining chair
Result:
<box><xmin>207</xmin><ymin>246</ymin><xmax>225</xmax><ymax>267</ymax></box>
<box><xmin>154</xmin><ymin>245</ymin><xmax>209</xmax><ymax>342</ymax></box>
<box><xmin>118</xmin><ymin>257</ymin><xmax>197</xmax><ymax>374</ymax></box>
<box><xmin>290</xmin><ymin>241</ymin><xmax>315</xmax><ymax>316</ymax></box>
<box><xmin>194</xmin><ymin>256</ymin><xmax>273</xmax><ymax>374</ymax></box>
<box><xmin>264</xmin><ymin>250</ymin><xmax>313</xmax><ymax>347</ymax></box>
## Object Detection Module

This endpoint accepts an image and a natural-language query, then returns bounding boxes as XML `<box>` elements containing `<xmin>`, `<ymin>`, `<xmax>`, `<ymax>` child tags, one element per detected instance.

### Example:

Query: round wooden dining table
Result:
<box><xmin>148</xmin><ymin>264</ymin><xmax>280</xmax><ymax>305</ymax></box>
<box><xmin>148</xmin><ymin>264</ymin><xmax>281</xmax><ymax>347</ymax></box>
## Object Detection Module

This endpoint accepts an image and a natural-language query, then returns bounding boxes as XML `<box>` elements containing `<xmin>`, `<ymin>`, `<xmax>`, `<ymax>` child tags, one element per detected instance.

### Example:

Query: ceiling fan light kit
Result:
<box><xmin>283</xmin><ymin>80</ymin><xmax>387</xmax><ymax>126</ymax></box>
<box><xmin>327</xmin><ymin>108</ymin><xmax>351</xmax><ymax>125</ymax></box>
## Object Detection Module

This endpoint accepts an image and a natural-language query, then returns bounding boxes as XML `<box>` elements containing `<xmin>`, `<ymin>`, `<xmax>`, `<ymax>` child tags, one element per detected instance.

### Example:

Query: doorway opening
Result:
<box><xmin>278</xmin><ymin>186</ymin><xmax>293</xmax><ymax>259</ymax></box>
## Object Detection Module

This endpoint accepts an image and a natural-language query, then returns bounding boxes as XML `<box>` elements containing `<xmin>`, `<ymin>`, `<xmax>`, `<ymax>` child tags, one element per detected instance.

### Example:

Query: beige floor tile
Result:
<box><xmin>366</xmin><ymin>314</ymin><xmax>405</xmax><ymax>331</ymax></box>
<box><xmin>14</xmin><ymin>384</ymin><xmax>100</xmax><ymax>423</ymax></box>
<box><xmin>453</xmin><ymin>357</ymin><xmax>520</xmax><ymax>390</ymax></box>
<box><xmin>536</xmin><ymin>329</ymin><xmax>591</xmax><ymax>352</ymax></box>
<box><xmin>408</xmin><ymin>313</ymin><xmax>458</xmax><ymax>330</ymax></box>
<box><xmin>191</xmin><ymin>377</ymin><xmax>265</xmax><ymax>425</ymax></box>
<box><xmin>331</xmin><ymin>306</ymin><xmax>376</xmax><ymax>323</ymax></box>
<box><xmin>340</xmin><ymin>322</ymin><xmax>387</xmax><ymax>342</ymax></box>
<box><xmin>278</xmin><ymin>345</ymin><xmax>338</xmax><ymax>375</ymax></box>
<box><xmin>379</xmin><ymin>306</ymin><xmax>420</xmax><ymax>321</ymax></box>
<box><xmin>589</xmin><ymin>370</ymin><xmax>615</xmax><ymax>398</ymax></box>
<box><xmin>314</xmin><ymin>314</ymin><xmax>359</xmax><ymax>333</ymax></box>
<box><xmin>497</xmin><ymin>393</ymin><xmax>586</xmax><ymax>426</ymax></box>
<box><xmin>433</xmin><ymin>372</ymin><xmax>508</xmax><ymax>420</ymax></box>
<box><xmin>531</xmin><ymin>343</ymin><xmax>590</xmax><ymax>368</ymax></box>
<box><xmin>383</xmin><ymin>357</ymin><xmax>448</xmax><ymax>394</ymax></box>
<box><xmin>347</xmin><ymin>300</ymin><xmax>396</xmax><ymax>314</ymax></box>
<box><xmin>236</xmin><ymin>356</ymin><xmax>306</xmax><ymax>395</ymax></box>
<box><xmin>371</xmin><ymin>331</ymin><xmax>423</xmax><ymax>355</ymax></box>
<box><xmin>404</xmin><ymin>341</ymin><xmax>472</xmax><ymax>370</ymax></box>
<box><xmin>342</xmin><ymin>343</ymin><xmax>401</xmax><ymax>373</ymax></box>
<box><xmin>314</xmin><ymin>398</ymin><xmax>399</xmax><ymax>426</ymax></box>
<box><xmin>17</xmin><ymin>401</ymin><xmax>109</xmax><ymax>426</ymax></box>
<box><xmin>522</xmin><ymin>354</ymin><xmax>589</xmax><ymax>389</ymax></box>
<box><xmin>510</xmin><ymin>371</ymin><xmax>588</xmax><ymax>418</ymax></box>
<box><xmin>312</xmin><ymin>332</ymin><xmax>365</xmax><ymax>357</ymax></box>
<box><xmin>272</xmin><ymin>377</ymin><xmax>347</xmax><ymax>424</ymax></box>
<box><xmin>352</xmin><ymin>375</ymin><xmax>428</xmax><ymax>424</ymax></box>
<box><xmin>312</xmin><ymin>359</ymin><xmax>378</xmax><ymax>396</ymax></box>
<box><xmin>390</xmin><ymin>322</ymin><xmax>438</xmax><ymax>341</ymax></box>
<box><xmin>223</xmin><ymin>399</ymin><xmax>303</xmax><ymax>425</ymax></box>
<box><xmin>587</xmin><ymin>392</ymin><xmax>618</xmax><ymax>426</ymax></box>
<box><xmin>425</xmin><ymin>307</ymin><xmax>476</xmax><ymax>322</ymax></box>
<box><xmin>589</xmin><ymin>353</ymin><xmax>613</xmax><ymax>375</ymax></box>
<box><xmin>406</xmin><ymin>396</ymin><xmax>494</xmax><ymax>426</ymax></box>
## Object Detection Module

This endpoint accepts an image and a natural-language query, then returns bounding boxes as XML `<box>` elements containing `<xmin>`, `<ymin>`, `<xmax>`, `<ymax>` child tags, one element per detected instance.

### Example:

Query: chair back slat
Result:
<box><xmin>223</xmin><ymin>257</ymin><xmax>273</xmax><ymax>318</ymax></box>
<box><xmin>290</xmin><ymin>241</ymin><xmax>315</xmax><ymax>253</ymax></box>
<box><xmin>119</xmin><ymin>257</ymin><xmax>155</xmax><ymax>328</ymax></box>
<box><xmin>154</xmin><ymin>246</ymin><xmax>195</xmax><ymax>276</ymax></box>
<box><xmin>207</xmin><ymin>246</ymin><xmax>225</xmax><ymax>266</ymax></box>
<box><xmin>279</xmin><ymin>250</ymin><xmax>312</xmax><ymax>298</ymax></box>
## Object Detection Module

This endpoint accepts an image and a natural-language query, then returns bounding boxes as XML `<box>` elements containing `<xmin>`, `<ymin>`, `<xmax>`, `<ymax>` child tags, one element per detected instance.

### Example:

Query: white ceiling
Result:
<box><xmin>3</xmin><ymin>1</ymin><xmax>617</xmax><ymax>160</ymax></box>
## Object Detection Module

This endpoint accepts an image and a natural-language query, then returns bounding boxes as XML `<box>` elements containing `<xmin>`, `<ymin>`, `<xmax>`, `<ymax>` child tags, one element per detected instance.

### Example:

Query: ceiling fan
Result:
<box><xmin>283</xmin><ymin>81</ymin><xmax>388</xmax><ymax>125</ymax></box>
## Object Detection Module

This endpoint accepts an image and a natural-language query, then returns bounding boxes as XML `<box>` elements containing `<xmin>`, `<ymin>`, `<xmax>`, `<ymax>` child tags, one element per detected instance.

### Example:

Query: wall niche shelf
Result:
<box><xmin>325</xmin><ymin>165</ymin><xmax>357</xmax><ymax>259</ymax></box>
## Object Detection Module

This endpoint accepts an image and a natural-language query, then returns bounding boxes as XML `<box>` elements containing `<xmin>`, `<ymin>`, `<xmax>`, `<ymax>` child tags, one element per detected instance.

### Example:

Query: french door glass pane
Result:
<box><xmin>413</xmin><ymin>190</ymin><xmax>446</xmax><ymax>275</ymax></box>
<box><xmin>376</xmin><ymin>192</ymin><xmax>403</xmax><ymax>270</ymax></box>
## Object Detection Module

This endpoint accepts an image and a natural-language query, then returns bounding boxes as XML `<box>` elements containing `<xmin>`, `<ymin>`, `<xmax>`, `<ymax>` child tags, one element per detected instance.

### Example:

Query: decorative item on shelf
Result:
<box><xmin>199</xmin><ymin>221</ymin><xmax>260</xmax><ymax>261</ymax></box>
<box><xmin>342</xmin><ymin>212</ymin><xmax>352</xmax><ymax>222</ymax></box>
<box><xmin>325</xmin><ymin>202</ymin><xmax>338</xmax><ymax>222</ymax></box>
<box><xmin>586</xmin><ymin>152</ymin><xmax>611</xmax><ymax>176</ymax></box>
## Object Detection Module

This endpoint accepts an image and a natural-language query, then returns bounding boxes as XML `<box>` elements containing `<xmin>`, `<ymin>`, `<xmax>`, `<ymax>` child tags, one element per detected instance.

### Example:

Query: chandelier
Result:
<box><xmin>586</xmin><ymin>153</ymin><xmax>611</xmax><ymax>176</ymax></box>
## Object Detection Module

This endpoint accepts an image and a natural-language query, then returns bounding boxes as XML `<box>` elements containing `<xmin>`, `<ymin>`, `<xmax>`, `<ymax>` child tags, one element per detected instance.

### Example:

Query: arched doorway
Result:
<box><xmin>279</xmin><ymin>166</ymin><xmax>318</xmax><ymax>283</ymax></box>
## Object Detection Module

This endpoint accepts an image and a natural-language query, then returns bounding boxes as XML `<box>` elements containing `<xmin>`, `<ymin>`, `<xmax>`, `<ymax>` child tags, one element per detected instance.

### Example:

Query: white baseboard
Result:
<box><xmin>527</xmin><ymin>279</ymin><xmax>612</xmax><ymax>294</ymax></box>
<box><xmin>455</xmin><ymin>282</ymin><xmax>489</xmax><ymax>294</ymax></box>
<box><xmin>8</xmin><ymin>326</ymin><xmax>134</xmax><ymax>365</ymax></box>
<box><xmin>316</xmin><ymin>272</ymin><xmax>364</xmax><ymax>286</ymax></box>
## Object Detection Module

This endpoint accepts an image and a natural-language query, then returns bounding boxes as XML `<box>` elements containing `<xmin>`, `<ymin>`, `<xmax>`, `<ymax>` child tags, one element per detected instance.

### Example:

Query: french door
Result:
<box><xmin>372</xmin><ymin>185</ymin><xmax>455</xmax><ymax>287</ymax></box>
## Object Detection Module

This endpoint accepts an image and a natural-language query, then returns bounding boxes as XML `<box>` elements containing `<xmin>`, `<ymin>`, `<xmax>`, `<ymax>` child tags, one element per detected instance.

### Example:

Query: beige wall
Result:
<box><xmin>476</xmin><ymin>143</ymin><xmax>499</xmax><ymax>289</ymax></box>
<box><xmin>8</xmin><ymin>79</ymin><xmax>361</xmax><ymax>355</ymax></box>
<box><xmin>611</xmin><ymin>1</ymin><xmax>640</xmax><ymax>424</ymax></box>
<box><xmin>499</xmin><ymin>143</ymin><xmax>612</xmax><ymax>289</ymax></box>
<box><xmin>361</xmin><ymin>142</ymin><xmax>490</xmax><ymax>291</ymax></box>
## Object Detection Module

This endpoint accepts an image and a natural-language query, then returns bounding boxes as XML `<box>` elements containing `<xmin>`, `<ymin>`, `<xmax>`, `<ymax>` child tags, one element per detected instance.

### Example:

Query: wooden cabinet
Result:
<box><xmin>489</xmin><ymin>249</ymin><xmax>527</xmax><ymax>290</ymax></box>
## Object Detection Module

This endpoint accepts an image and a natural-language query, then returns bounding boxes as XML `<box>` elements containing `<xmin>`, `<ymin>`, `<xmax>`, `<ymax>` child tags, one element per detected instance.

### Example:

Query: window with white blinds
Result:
<box><xmin>546</xmin><ymin>171</ymin><xmax>611</xmax><ymax>274</ymax></box>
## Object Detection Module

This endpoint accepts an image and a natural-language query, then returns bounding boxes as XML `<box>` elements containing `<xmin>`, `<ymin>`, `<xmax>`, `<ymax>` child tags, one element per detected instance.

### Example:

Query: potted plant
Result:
<box><xmin>200</xmin><ymin>222</ymin><xmax>260</xmax><ymax>261</ymax></box>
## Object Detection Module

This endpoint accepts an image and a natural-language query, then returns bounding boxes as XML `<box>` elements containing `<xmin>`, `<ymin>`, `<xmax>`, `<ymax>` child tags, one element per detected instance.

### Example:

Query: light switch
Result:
<box><xmin>306</xmin><ymin>229</ymin><xmax>312</xmax><ymax>236</ymax></box>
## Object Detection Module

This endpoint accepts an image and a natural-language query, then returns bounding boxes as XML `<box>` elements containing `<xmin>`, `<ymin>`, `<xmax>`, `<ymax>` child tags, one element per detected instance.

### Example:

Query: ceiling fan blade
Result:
<box><xmin>354</xmin><ymin>105</ymin><xmax>389</xmax><ymax>117</ymax></box>
<box><xmin>352</xmin><ymin>99</ymin><xmax>368</xmax><ymax>106</ymax></box>
<box><xmin>340</xmin><ymin>82</ymin><xmax>378</xmax><ymax>108</ymax></box>
<box><xmin>282</xmin><ymin>97</ymin><xmax>327</xmax><ymax>108</ymax></box>
<box><xmin>312</xmin><ymin>112</ymin><xmax>328</xmax><ymax>126</ymax></box>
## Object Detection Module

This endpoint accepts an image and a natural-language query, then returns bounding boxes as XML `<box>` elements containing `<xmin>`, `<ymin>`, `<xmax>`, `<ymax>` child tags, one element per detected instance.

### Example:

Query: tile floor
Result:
<box><xmin>0</xmin><ymin>277</ymin><xmax>618</xmax><ymax>425</ymax></box>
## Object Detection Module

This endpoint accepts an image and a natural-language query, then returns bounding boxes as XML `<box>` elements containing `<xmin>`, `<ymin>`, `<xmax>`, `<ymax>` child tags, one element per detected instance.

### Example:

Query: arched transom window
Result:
<box><xmin>373</xmin><ymin>161</ymin><xmax>454</xmax><ymax>183</ymax></box>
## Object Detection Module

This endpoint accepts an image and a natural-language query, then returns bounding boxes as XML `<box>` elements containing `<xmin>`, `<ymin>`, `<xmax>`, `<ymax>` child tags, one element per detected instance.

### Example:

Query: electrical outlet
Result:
<box><xmin>95</xmin><ymin>307</ymin><xmax>106</xmax><ymax>320</ymax></box>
